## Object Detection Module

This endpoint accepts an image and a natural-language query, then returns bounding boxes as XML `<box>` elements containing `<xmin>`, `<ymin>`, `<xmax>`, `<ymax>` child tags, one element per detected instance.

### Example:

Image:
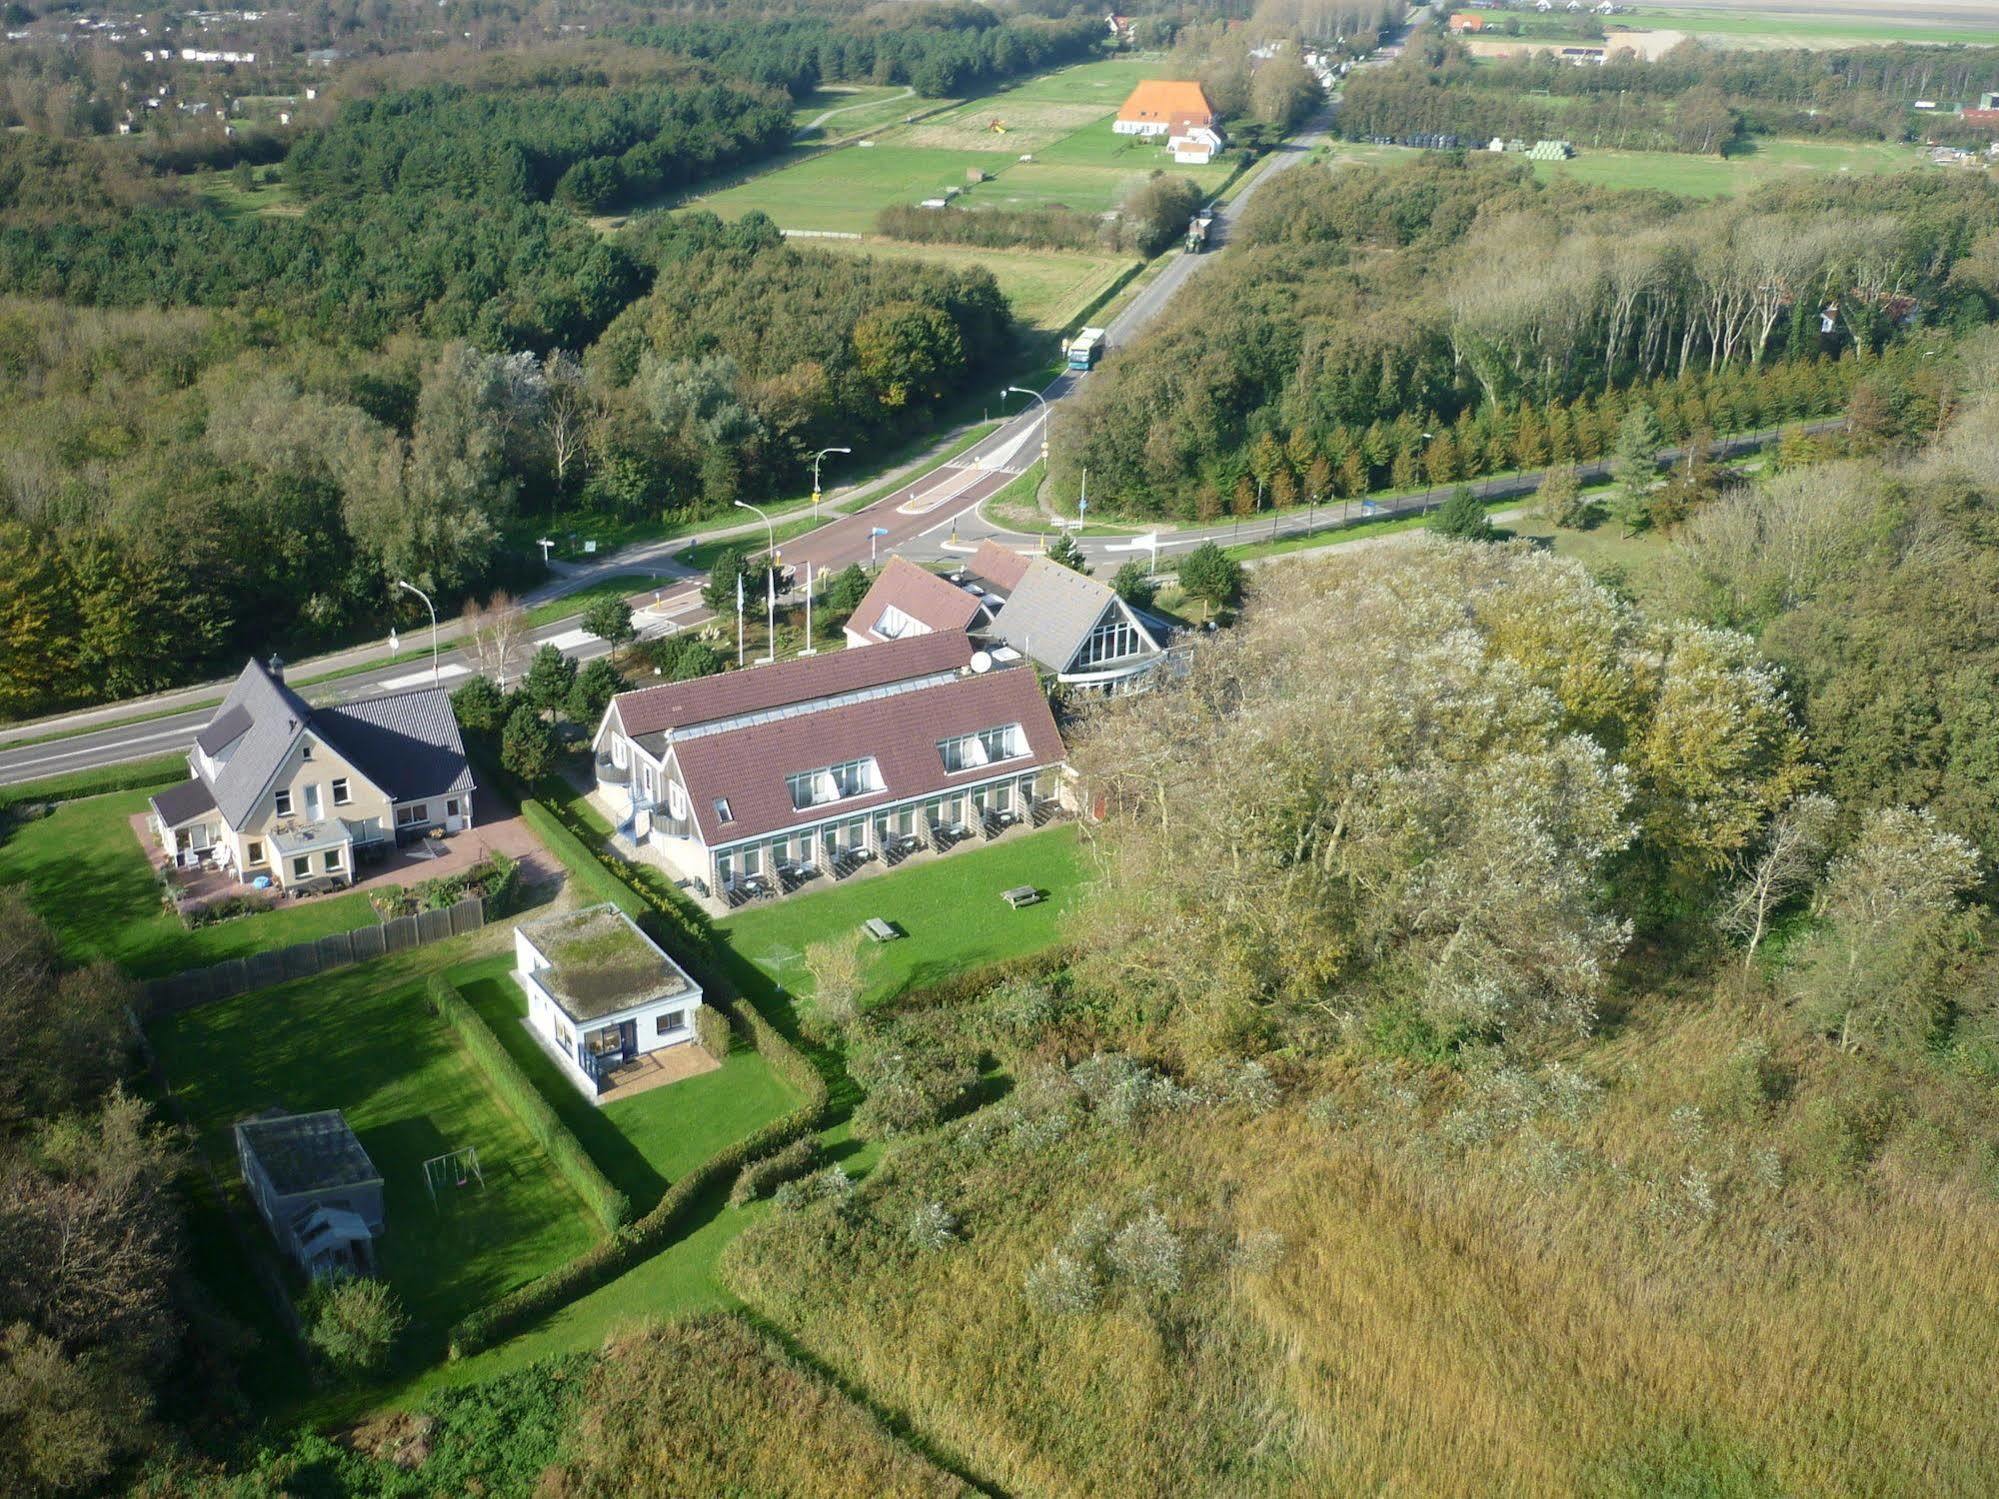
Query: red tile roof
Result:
<box><xmin>1117</xmin><ymin>80</ymin><xmax>1214</xmax><ymax>127</ymax></box>
<box><xmin>967</xmin><ymin>539</ymin><xmax>1031</xmax><ymax>591</ymax></box>
<box><xmin>612</xmin><ymin>633</ymin><xmax>973</xmax><ymax>738</ymax></box>
<box><xmin>850</xmin><ymin>557</ymin><xmax>984</xmax><ymax>642</ymax></box>
<box><xmin>672</xmin><ymin>664</ymin><xmax>1063</xmax><ymax>844</ymax></box>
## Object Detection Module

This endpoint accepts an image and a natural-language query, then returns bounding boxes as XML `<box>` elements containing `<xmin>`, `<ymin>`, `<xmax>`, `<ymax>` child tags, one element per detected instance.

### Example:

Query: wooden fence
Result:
<box><xmin>145</xmin><ymin>895</ymin><xmax>487</xmax><ymax>1013</ymax></box>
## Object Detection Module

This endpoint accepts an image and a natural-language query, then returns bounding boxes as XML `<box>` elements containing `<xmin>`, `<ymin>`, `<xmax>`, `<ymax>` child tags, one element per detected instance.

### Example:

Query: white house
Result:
<box><xmin>1170</xmin><ymin>124</ymin><xmax>1224</xmax><ymax>165</ymax></box>
<box><xmin>514</xmin><ymin>904</ymin><xmax>706</xmax><ymax>1099</ymax></box>
<box><xmin>959</xmin><ymin>540</ymin><xmax>1171</xmax><ymax>694</ymax></box>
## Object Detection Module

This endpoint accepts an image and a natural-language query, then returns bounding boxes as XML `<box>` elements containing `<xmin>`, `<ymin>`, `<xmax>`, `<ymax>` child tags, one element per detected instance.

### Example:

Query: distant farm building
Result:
<box><xmin>1114</xmin><ymin>80</ymin><xmax>1215</xmax><ymax>138</ymax></box>
<box><xmin>1449</xmin><ymin>13</ymin><xmax>1486</xmax><ymax>31</ymax></box>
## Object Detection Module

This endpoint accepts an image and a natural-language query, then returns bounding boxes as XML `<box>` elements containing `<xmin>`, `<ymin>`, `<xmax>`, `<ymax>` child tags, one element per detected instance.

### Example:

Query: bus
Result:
<box><xmin>1065</xmin><ymin>327</ymin><xmax>1107</xmax><ymax>372</ymax></box>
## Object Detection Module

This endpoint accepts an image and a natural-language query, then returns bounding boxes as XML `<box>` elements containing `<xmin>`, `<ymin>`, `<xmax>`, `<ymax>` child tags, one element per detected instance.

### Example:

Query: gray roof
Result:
<box><xmin>202</xmin><ymin>659</ymin><xmax>320</xmax><ymax>828</ymax></box>
<box><xmin>985</xmin><ymin>559</ymin><xmax>1144</xmax><ymax>674</ymax></box>
<box><xmin>235</xmin><ymin>1109</ymin><xmax>381</xmax><ymax>1197</ymax></box>
<box><xmin>318</xmin><ymin>689</ymin><xmax>476</xmax><ymax>804</ymax></box>
<box><xmin>151</xmin><ymin>776</ymin><xmax>217</xmax><ymax>827</ymax></box>
<box><xmin>195</xmin><ymin>703</ymin><xmax>252</xmax><ymax>755</ymax></box>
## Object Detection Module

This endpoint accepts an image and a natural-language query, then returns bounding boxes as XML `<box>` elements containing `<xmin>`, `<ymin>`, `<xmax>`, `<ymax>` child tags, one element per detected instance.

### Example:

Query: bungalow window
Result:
<box><xmin>611</xmin><ymin>736</ymin><xmax>628</xmax><ymax>770</ymax></box>
<box><xmin>446</xmin><ymin>798</ymin><xmax>460</xmax><ymax>818</ymax></box>
<box><xmin>323</xmin><ymin>848</ymin><xmax>343</xmax><ymax>872</ymax></box>
<box><xmin>291</xmin><ymin>855</ymin><xmax>311</xmax><ymax>880</ymax></box>
<box><xmin>331</xmin><ymin>777</ymin><xmax>351</xmax><ymax>806</ymax></box>
<box><xmin>274</xmin><ymin>789</ymin><xmax>292</xmax><ymax>816</ymax></box>
<box><xmin>397</xmin><ymin>804</ymin><xmax>429</xmax><ymax>826</ymax></box>
<box><xmin>655</xmin><ymin>1010</ymin><xmax>686</xmax><ymax>1036</ymax></box>
<box><xmin>245</xmin><ymin>840</ymin><xmax>265</xmax><ymax>866</ymax></box>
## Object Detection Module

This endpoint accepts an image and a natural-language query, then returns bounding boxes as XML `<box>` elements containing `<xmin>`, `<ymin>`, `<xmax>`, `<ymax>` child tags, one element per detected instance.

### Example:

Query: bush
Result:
<box><xmin>0</xmin><ymin>754</ymin><xmax>186</xmax><ymax>815</ymax></box>
<box><xmin>428</xmin><ymin>976</ymin><xmax>631</xmax><ymax>1232</ymax></box>
<box><xmin>771</xmin><ymin>1164</ymin><xmax>853</xmax><ymax>1212</ymax></box>
<box><xmin>451</xmin><ymin>675</ymin><xmax>510</xmax><ymax>737</ymax></box>
<box><xmin>642</xmin><ymin>634</ymin><xmax>725</xmax><ymax>682</ymax></box>
<box><xmin>1177</xmin><ymin>541</ymin><xmax>1242</xmax><ymax>615</ymax></box>
<box><xmin>695</xmin><ymin>1002</ymin><xmax>733</xmax><ymax>1060</ymax></box>
<box><xmin>728</xmin><ymin>1135</ymin><xmax>823</xmax><ymax>1207</ymax></box>
<box><xmin>1428</xmin><ymin>487</ymin><xmax>1496</xmax><ymax>542</ymax></box>
<box><xmin>848</xmin><ymin>1022</ymin><xmax>980</xmax><ymax>1138</ymax></box>
<box><xmin>303</xmin><ymin>1276</ymin><xmax>406</xmax><ymax>1378</ymax></box>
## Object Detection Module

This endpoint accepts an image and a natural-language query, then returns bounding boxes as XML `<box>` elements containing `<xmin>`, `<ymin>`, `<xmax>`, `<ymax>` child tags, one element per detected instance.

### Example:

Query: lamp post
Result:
<box><xmin>1003</xmin><ymin>385</ymin><xmax>1051</xmax><ymax>469</ymax></box>
<box><xmin>811</xmin><ymin>446</ymin><xmax>851</xmax><ymax>519</ymax></box>
<box><xmin>734</xmin><ymin>500</ymin><xmax>777</xmax><ymax>664</ymax></box>
<box><xmin>394</xmin><ymin>579</ymin><xmax>437</xmax><ymax>683</ymax></box>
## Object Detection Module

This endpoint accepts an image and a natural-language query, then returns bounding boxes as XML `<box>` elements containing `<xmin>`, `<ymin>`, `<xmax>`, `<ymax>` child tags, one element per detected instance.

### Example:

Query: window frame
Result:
<box><xmin>331</xmin><ymin>777</ymin><xmax>351</xmax><ymax>807</ymax></box>
<box><xmin>274</xmin><ymin>788</ymin><xmax>292</xmax><ymax>817</ymax></box>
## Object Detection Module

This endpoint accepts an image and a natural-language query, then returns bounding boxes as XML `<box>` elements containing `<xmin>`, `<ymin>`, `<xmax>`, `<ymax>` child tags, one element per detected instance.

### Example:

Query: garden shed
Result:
<box><xmin>234</xmin><ymin>1107</ymin><xmax>384</xmax><ymax>1278</ymax></box>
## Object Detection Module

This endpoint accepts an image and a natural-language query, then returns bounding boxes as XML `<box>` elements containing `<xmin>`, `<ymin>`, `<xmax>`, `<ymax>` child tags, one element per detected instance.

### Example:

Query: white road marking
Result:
<box><xmin>540</xmin><ymin>628</ymin><xmax>595</xmax><ymax>652</ymax></box>
<box><xmin>380</xmin><ymin>662</ymin><xmax>470</xmax><ymax>691</ymax></box>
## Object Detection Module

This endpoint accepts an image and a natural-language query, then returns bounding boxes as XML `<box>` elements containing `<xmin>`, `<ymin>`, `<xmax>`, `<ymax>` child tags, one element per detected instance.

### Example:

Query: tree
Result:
<box><xmin>304</xmin><ymin>1276</ymin><xmax>407</xmax><ymax>1379</ymax></box>
<box><xmin>1717</xmin><ymin>793</ymin><xmax>1837</xmax><ymax>970</ymax></box>
<box><xmin>1045</xmin><ymin>533</ymin><xmax>1090</xmax><ymax>575</ymax></box>
<box><xmin>568</xmin><ymin>658</ymin><xmax>622</xmax><ymax>726</ymax></box>
<box><xmin>700</xmin><ymin>546</ymin><xmax>771</xmax><ymax>616</ymax></box>
<box><xmin>852</xmin><ymin>301</ymin><xmax>965</xmax><ymax>409</ymax></box>
<box><xmin>1427</xmin><ymin>487</ymin><xmax>1494</xmax><ymax>542</ymax></box>
<box><xmin>1112</xmin><ymin>559</ymin><xmax>1158</xmax><ymax>611</ymax></box>
<box><xmin>0</xmin><ymin>893</ymin><xmax>132</xmax><ymax>1132</ymax></box>
<box><xmin>801</xmin><ymin>934</ymin><xmax>874</xmax><ymax>1040</ymax></box>
<box><xmin>523</xmin><ymin>643</ymin><xmax>577</xmax><ymax>719</ymax></box>
<box><xmin>1177</xmin><ymin>542</ymin><xmax>1241</xmax><ymax>618</ymax></box>
<box><xmin>581</xmin><ymin>596</ymin><xmax>636</xmax><ymax>661</ymax></box>
<box><xmin>1609</xmin><ymin>405</ymin><xmax>1663</xmax><ymax>535</ymax></box>
<box><xmin>821</xmin><ymin>563</ymin><xmax>871</xmax><ymax>619</ymax></box>
<box><xmin>449</xmin><ymin>675</ymin><xmax>510</xmax><ymax>738</ymax></box>
<box><xmin>1787</xmin><ymin>807</ymin><xmax>1978</xmax><ymax>1054</ymax></box>
<box><xmin>539</xmin><ymin>350</ymin><xmax>592</xmax><ymax>493</ymax></box>
<box><xmin>461</xmin><ymin>592</ymin><xmax>531</xmax><ymax>688</ymax></box>
<box><xmin>643</xmin><ymin>634</ymin><xmax>724</xmax><ymax>682</ymax></box>
<box><xmin>1535</xmin><ymin>464</ymin><xmax>1594</xmax><ymax>530</ymax></box>
<box><xmin>501</xmin><ymin>698</ymin><xmax>559</xmax><ymax>784</ymax></box>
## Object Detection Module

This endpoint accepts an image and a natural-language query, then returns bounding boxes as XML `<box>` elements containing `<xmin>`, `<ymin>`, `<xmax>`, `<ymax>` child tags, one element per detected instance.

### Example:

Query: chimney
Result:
<box><xmin>267</xmin><ymin>653</ymin><xmax>285</xmax><ymax>681</ymax></box>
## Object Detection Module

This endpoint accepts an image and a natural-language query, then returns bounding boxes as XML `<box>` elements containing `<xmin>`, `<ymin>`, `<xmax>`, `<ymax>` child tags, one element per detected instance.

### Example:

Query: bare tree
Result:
<box><xmin>541</xmin><ymin>351</ymin><xmax>592</xmax><ymax>492</ymax></box>
<box><xmin>1717</xmin><ymin>793</ymin><xmax>1837</xmax><ymax>969</ymax></box>
<box><xmin>461</xmin><ymin>590</ymin><xmax>530</xmax><ymax>687</ymax></box>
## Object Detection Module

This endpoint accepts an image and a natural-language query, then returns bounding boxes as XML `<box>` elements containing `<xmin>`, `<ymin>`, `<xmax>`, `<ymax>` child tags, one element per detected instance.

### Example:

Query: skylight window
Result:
<box><xmin>714</xmin><ymin>798</ymin><xmax>733</xmax><ymax>823</ymax></box>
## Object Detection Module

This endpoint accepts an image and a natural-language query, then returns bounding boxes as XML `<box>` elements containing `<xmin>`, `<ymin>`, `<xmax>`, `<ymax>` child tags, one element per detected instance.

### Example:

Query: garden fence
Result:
<box><xmin>145</xmin><ymin>895</ymin><xmax>487</xmax><ymax>1013</ymax></box>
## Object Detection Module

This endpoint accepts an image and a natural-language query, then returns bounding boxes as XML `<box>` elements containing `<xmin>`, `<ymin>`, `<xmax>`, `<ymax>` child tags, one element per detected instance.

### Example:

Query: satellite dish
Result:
<box><xmin>969</xmin><ymin>651</ymin><xmax>993</xmax><ymax>674</ymax></box>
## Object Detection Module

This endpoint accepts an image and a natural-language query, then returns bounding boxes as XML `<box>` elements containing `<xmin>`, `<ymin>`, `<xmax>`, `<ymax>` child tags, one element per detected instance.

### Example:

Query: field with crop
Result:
<box><xmin>1634</xmin><ymin>2</ymin><xmax>1999</xmax><ymax>48</ymax></box>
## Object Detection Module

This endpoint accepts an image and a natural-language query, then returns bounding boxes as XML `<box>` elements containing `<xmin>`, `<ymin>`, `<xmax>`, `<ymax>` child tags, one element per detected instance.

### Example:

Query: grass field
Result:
<box><xmin>684</xmin><ymin>56</ymin><xmax>1236</xmax><ymax>234</ymax></box>
<box><xmin>810</xmin><ymin>237</ymin><xmax>1138</xmax><ymax>330</ymax></box>
<box><xmin>0</xmin><ymin>786</ymin><xmax>379</xmax><ymax>978</ymax></box>
<box><xmin>150</xmin><ymin>949</ymin><xmax>600</xmax><ymax>1359</ymax></box>
<box><xmin>1635</xmin><ymin>4</ymin><xmax>1999</xmax><ymax>47</ymax></box>
<box><xmin>719</xmin><ymin>825</ymin><xmax>1084</xmax><ymax>1012</ymax></box>
<box><xmin>794</xmin><ymin>84</ymin><xmax>920</xmax><ymax>141</ymax></box>
<box><xmin>191</xmin><ymin>164</ymin><xmax>301</xmax><ymax>220</ymax></box>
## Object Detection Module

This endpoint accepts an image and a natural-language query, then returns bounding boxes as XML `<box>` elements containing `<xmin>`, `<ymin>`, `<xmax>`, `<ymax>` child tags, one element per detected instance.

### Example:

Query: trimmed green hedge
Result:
<box><xmin>0</xmin><ymin>753</ymin><xmax>187</xmax><ymax>812</ymax></box>
<box><xmin>729</xmin><ymin>1134</ymin><xmax>822</xmax><ymax>1208</ymax></box>
<box><xmin>444</xmin><ymin>991</ymin><xmax>828</xmax><ymax>1359</ymax></box>
<box><xmin>427</xmin><ymin>975</ymin><xmax>631</xmax><ymax>1234</ymax></box>
<box><xmin>696</xmin><ymin>1002</ymin><xmax>732</xmax><ymax>1060</ymax></box>
<box><xmin>515</xmin><ymin>796</ymin><xmax>714</xmax><ymax>974</ymax></box>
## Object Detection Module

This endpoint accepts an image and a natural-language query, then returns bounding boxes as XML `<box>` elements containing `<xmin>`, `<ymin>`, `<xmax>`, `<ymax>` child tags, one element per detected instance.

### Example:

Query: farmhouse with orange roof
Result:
<box><xmin>1113</xmin><ymin>79</ymin><xmax>1216</xmax><ymax>138</ymax></box>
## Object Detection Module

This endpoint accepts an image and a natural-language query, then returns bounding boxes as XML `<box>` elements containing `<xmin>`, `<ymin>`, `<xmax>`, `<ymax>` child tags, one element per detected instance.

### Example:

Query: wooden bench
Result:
<box><xmin>1000</xmin><ymin>886</ymin><xmax>1042</xmax><ymax>910</ymax></box>
<box><xmin>863</xmin><ymin>917</ymin><xmax>900</xmax><ymax>943</ymax></box>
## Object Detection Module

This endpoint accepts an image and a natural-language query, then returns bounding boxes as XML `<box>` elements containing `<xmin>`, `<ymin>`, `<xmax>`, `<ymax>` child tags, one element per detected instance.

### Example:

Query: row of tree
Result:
<box><xmin>1051</xmin><ymin>155</ymin><xmax>1999</xmax><ymax>516</ymax></box>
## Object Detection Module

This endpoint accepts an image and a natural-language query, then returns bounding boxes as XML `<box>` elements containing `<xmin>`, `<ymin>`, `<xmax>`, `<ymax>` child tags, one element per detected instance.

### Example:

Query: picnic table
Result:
<box><xmin>1001</xmin><ymin>886</ymin><xmax>1042</xmax><ymax>910</ymax></box>
<box><xmin>863</xmin><ymin>917</ymin><xmax>900</xmax><ymax>943</ymax></box>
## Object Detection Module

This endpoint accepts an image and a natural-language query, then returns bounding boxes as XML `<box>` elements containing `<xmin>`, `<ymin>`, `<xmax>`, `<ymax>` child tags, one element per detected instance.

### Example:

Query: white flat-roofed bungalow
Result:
<box><xmin>514</xmin><ymin>903</ymin><xmax>705</xmax><ymax>1098</ymax></box>
<box><xmin>590</xmin><ymin>633</ymin><xmax>1069</xmax><ymax>906</ymax></box>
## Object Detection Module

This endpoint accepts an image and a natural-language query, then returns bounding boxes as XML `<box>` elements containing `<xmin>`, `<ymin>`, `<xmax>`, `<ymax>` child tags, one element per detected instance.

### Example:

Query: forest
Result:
<box><xmin>1053</xmin><ymin>154</ymin><xmax>1999</xmax><ymax>517</ymax></box>
<box><xmin>1341</xmin><ymin>37</ymin><xmax>1999</xmax><ymax>155</ymax></box>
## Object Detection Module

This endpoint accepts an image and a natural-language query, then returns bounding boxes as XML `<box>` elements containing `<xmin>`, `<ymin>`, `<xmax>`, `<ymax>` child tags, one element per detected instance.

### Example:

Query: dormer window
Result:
<box><xmin>938</xmin><ymin>725</ymin><xmax>1027</xmax><ymax>773</ymax></box>
<box><xmin>786</xmin><ymin>757</ymin><xmax>884</xmax><ymax>811</ymax></box>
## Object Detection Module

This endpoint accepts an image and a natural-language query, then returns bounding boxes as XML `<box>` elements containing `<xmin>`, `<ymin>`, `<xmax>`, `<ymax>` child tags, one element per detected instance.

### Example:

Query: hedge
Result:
<box><xmin>515</xmin><ymin>796</ymin><xmax>714</xmax><ymax>974</ymax></box>
<box><xmin>728</xmin><ymin>1135</ymin><xmax>823</xmax><ymax>1208</ymax></box>
<box><xmin>696</xmin><ymin>1002</ymin><xmax>732</xmax><ymax>1060</ymax></box>
<box><xmin>427</xmin><ymin>975</ymin><xmax>631</xmax><ymax>1234</ymax></box>
<box><xmin>0</xmin><ymin>752</ymin><xmax>188</xmax><ymax>812</ymax></box>
<box><xmin>444</xmin><ymin>990</ymin><xmax>828</xmax><ymax>1359</ymax></box>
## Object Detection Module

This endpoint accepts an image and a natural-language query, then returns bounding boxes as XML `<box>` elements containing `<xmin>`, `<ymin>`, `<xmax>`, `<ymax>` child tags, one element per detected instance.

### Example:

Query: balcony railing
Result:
<box><xmin>593</xmin><ymin>754</ymin><xmax>630</xmax><ymax>787</ymax></box>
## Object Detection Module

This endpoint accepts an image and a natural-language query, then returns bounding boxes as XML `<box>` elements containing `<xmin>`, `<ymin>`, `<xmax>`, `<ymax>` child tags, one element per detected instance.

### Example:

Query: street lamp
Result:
<box><xmin>811</xmin><ymin>447</ymin><xmax>851</xmax><ymax>518</ymax></box>
<box><xmin>733</xmin><ymin>500</ymin><xmax>777</xmax><ymax>664</ymax></box>
<box><xmin>394</xmin><ymin>580</ymin><xmax>438</xmax><ymax>683</ymax></box>
<box><xmin>1003</xmin><ymin>385</ymin><xmax>1051</xmax><ymax>469</ymax></box>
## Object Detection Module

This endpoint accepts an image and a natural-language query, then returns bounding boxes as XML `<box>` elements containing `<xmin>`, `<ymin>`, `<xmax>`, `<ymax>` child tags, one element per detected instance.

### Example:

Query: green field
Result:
<box><xmin>810</xmin><ymin>237</ymin><xmax>1137</xmax><ymax>330</ymax></box>
<box><xmin>151</xmin><ymin>951</ymin><xmax>601</xmax><ymax>1359</ymax></box>
<box><xmin>1329</xmin><ymin>135</ymin><xmax>1919</xmax><ymax>198</ymax></box>
<box><xmin>794</xmin><ymin>84</ymin><xmax>920</xmax><ymax>141</ymax></box>
<box><xmin>0</xmin><ymin>786</ymin><xmax>379</xmax><ymax>978</ymax></box>
<box><xmin>1635</xmin><ymin>6</ymin><xmax>1999</xmax><ymax>48</ymax></box>
<box><xmin>684</xmin><ymin>56</ymin><xmax>1236</xmax><ymax>233</ymax></box>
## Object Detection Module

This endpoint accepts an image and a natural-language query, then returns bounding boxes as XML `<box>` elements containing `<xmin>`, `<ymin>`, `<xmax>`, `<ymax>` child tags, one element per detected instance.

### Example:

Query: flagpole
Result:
<box><xmin>765</xmin><ymin>563</ymin><xmax>776</xmax><ymax>665</ymax></box>
<box><xmin>801</xmin><ymin>561</ymin><xmax>816</xmax><ymax>657</ymax></box>
<box><xmin>736</xmin><ymin>571</ymin><xmax>745</xmax><ymax>669</ymax></box>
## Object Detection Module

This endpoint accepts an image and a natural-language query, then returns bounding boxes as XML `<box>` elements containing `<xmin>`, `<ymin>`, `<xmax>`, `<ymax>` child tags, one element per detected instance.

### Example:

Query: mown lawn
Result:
<box><xmin>150</xmin><ymin>949</ymin><xmax>600</xmax><ymax>1361</ymax></box>
<box><xmin>1530</xmin><ymin>136</ymin><xmax>1915</xmax><ymax>197</ymax></box>
<box><xmin>719</xmin><ymin>824</ymin><xmax>1083</xmax><ymax>1011</ymax></box>
<box><xmin>456</xmin><ymin>967</ymin><xmax>802</xmax><ymax>1212</ymax></box>
<box><xmin>0</xmin><ymin>787</ymin><xmax>378</xmax><ymax>978</ymax></box>
<box><xmin>809</xmin><ymin>237</ymin><xmax>1137</xmax><ymax>330</ymax></box>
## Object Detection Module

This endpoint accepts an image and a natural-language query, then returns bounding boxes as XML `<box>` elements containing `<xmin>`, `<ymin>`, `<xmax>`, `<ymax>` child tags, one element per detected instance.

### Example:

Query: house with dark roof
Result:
<box><xmin>148</xmin><ymin>657</ymin><xmax>475</xmax><ymax>892</ymax></box>
<box><xmin>589</xmin><ymin>633</ymin><xmax>1068</xmax><ymax>903</ymax></box>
